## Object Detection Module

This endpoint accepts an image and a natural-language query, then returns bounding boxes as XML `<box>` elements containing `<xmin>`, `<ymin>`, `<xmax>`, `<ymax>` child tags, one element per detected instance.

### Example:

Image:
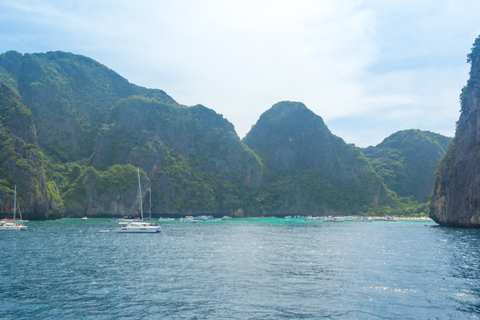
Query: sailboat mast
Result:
<box><xmin>137</xmin><ymin>168</ymin><xmax>143</xmax><ymax>222</ymax></box>
<box><xmin>13</xmin><ymin>185</ymin><xmax>16</xmax><ymax>221</ymax></box>
<box><xmin>149</xmin><ymin>189</ymin><xmax>152</xmax><ymax>220</ymax></box>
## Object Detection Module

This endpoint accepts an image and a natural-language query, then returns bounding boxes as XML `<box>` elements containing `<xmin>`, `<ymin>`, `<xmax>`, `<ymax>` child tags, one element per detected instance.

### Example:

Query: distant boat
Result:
<box><xmin>118</xmin><ymin>216</ymin><xmax>141</xmax><ymax>222</ymax></box>
<box><xmin>116</xmin><ymin>221</ymin><xmax>159</xmax><ymax>233</ymax></box>
<box><xmin>116</xmin><ymin>168</ymin><xmax>161</xmax><ymax>233</ymax></box>
<box><xmin>325</xmin><ymin>216</ymin><xmax>345</xmax><ymax>222</ymax></box>
<box><xmin>0</xmin><ymin>185</ymin><xmax>27</xmax><ymax>231</ymax></box>
<box><xmin>192</xmin><ymin>215</ymin><xmax>216</xmax><ymax>221</ymax></box>
<box><xmin>360</xmin><ymin>217</ymin><xmax>373</xmax><ymax>222</ymax></box>
<box><xmin>179</xmin><ymin>216</ymin><xmax>195</xmax><ymax>223</ymax></box>
<box><xmin>374</xmin><ymin>216</ymin><xmax>397</xmax><ymax>221</ymax></box>
<box><xmin>82</xmin><ymin>217</ymin><xmax>87</xmax><ymax>221</ymax></box>
<box><xmin>158</xmin><ymin>217</ymin><xmax>175</xmax><ymax>221</ymax></box>
<box><xmin>305</xmin><ymin>216</ymin><xmax>323</xmax><ymax>221</ymax></box>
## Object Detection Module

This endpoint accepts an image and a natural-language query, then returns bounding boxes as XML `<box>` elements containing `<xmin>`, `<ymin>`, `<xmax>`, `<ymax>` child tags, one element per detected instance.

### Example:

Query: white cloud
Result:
<box><xmin>0</xmin><ymin>0</ymin><xmax>478</xmax><ymax>146</ymax></box>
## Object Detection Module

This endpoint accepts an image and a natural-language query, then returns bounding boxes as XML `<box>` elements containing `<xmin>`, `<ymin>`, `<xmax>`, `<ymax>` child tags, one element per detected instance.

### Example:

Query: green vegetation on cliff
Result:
<box><xmin>0</xmin><ymin>82</ymin><xmax>62</xmax><ymax>219</ymax></box>
<box><xmin>0</xmin><ymin>51</ymin><xmax>176</xmax><ymax>163</ymax></box>
<box><xmin>430</xmin><ymin>34</ymin><xmax>480</xmax><ymax>227</ymax></box>
<box><xmin>243</xmin><ymin>101</ymin><xmax>395</xmax><ymax>215</ymax></box>
<box><xmin>93</xmin><ymin>95</ymin><xmax>261</xmax><ymax>215</ymax></box>
<box><xmin>0</xmin><ymin>50</ymin><xmax>451</xmax><ymax>218</ymax></box>
<box><xmin>363</xmin><ymin>129</ymin><xmax>451</xmax><ymax>203</ymax></box>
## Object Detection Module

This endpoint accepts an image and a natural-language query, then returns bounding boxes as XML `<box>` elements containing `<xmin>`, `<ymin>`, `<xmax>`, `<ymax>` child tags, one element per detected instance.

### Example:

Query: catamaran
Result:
<box><xmin>116</xmin><ymin>168</ymin><xmax>161</xmax><ymax>233</ymax></box>
<box><xmin>0</xmin><ymin>185</ymin><xmax>27</xmax><ymax>231</ymax></box>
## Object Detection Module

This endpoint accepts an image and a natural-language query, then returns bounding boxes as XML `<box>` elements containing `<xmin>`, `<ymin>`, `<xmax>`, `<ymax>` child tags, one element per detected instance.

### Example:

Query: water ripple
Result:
<box><xmin>1</xmin><ymin>219</ymin><xmax>480</xmax><ymax>319</ymax></box>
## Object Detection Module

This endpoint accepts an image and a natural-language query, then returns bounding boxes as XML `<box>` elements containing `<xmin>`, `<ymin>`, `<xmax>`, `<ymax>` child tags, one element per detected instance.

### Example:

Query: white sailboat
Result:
<box><xmin>0</xmin><ymin>185</ymin><xmax>27</xmax><ymax>231</ymax></box>
<box><xmin>116</xmin><ymin>168</ymin><xmax>161</xmax><ymax>233</ymax></box>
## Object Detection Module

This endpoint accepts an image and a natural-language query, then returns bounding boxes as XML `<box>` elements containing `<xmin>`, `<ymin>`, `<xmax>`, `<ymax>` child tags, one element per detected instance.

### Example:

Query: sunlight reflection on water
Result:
<box><xmin>0</xmin><ymin>218</ymin><xmax>479</xmax><ymax>319</ymax></box>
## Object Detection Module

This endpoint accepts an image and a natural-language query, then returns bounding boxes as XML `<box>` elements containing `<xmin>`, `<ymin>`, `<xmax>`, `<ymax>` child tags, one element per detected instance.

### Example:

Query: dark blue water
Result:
<box><xmin>1</xmin><ymin>218</ymin><xmax>479</xmax><ymax>319</ymax></box>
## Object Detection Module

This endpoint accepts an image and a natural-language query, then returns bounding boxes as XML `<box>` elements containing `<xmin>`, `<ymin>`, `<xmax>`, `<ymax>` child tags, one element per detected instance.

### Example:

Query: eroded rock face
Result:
<box><xmin>363</xmin><ymin>130</ymin><xmax>451</xmax><ymax>203</ymax></box>
<box><xmin>243</xmin><ymin>101</ymin><xmax>394</xmax><ymax>215</ymax></box>
<box><xmin>430</xmin><ymin>36</ymin><xmax>480</xmax><ymax>227</ymax></box>
<box><xmin>0</xmin><ymin>83</ymin><xmax>62</xmax><ymax>220</ymax></box>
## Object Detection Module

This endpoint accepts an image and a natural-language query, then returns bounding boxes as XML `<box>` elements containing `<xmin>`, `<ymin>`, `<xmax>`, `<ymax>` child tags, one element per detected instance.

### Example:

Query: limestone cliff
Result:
<box><xmin>430</xmin><ymin>35</ymin><xmax>480</xmax><ymax>227</ymax></box>
<box><xmin>90</xmin><ymin>96</ymin><xmax>262</xmax><ymax>216</ymax></box>
<box><xmin>364</xmin><ymin>130</ymin><xmax>451</xmax><ymax>202</ymax></box>
<box><xmin>0</xmin><ymin>51</ymin><xmax>175</xmax><ymax>162</ymax></box>
<box><xmin>0</xmin><ymin>49</ymin><xmax>453</xmax><ymax>218</ymax></box>
<box><xmin>63</xmin><ymin>165</ymin><xmax>150</xmax><ymax>217</ymax></box>
<box><xmin>243</xmin><ymin>101</ymin><xmax>395</xmax><ymax>215</ymax></box>
<box><xmin>0</xmin><ymin>83</ymin><xmax>62</xmax><ymax>219</ymax></box>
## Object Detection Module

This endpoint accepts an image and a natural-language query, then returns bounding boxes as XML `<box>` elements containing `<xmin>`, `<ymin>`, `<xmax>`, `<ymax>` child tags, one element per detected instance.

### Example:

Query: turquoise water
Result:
<box><xmin>1</xmin><ymin>218</ymin><xmax>479</xmax><ymax>319</ymax></box>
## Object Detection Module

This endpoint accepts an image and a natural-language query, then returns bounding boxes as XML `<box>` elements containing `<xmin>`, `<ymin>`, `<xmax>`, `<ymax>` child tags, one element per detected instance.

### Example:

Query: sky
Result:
<box><xmin>1</xmin><ymin>0</ymin><xmax>479</xmax><ymax>147</ymax></box>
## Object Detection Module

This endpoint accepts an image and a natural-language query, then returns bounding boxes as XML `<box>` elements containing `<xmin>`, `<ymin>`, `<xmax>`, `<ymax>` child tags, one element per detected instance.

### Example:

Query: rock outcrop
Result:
<box><xmin>0</xmin><ymin>83</ymin><xmax>62</xmax><ymax>219</ymax></box>
<box><xmin>243</xmin><ymin>101</ymin><xmax>395</xmax><ymax>215</ymax></box>
<box><xmin>430</xmin><ymin>35</ymin><xmax>480</xmax><ymax>227</ymax></box>
<box><xmin>63</xmin><ymin>165</ymin><xmax>150</xmax><ymax>217</ymax></box>
<box><xmin>0</xmin><ymin>50</ymin><xmax>455</xmax><ymax>218</ymax></box>
<box><xmin>0</xmin><ymin>51</ymin><xmax>175</xmax><ymax>162</ymax></box>
<box><xmin>90</xmin><ymin>96</ymin><xmax>262</xmax><ymax>216</ymax></box>
<box><xmin>364</xmin><ymin>130</ymin><xmax>451</xmax><ymax>202</ymax></box>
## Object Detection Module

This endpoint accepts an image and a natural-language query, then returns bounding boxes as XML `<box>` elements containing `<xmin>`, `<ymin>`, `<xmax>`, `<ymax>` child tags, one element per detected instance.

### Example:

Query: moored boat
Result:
<box><xmin>179</xmin><ymin>216</ymin><xmax>195</xmax><ymax>223</ymax></box>
<box><xmin>0</xmin><ymin>185</ymin><xmax>27</xmax><ymax>231</ymax></box>
<box><xmin>116</xmin><ymin>221</ymin><xmax>159</xmax><ymax>233</ymax></box>
<box><xmin>115</xmin><ymin>168</ymin><xmax>161</xmax><ymax>233</ymax></box>
<box><xmin>305</xmin><ymin>216</ymin><xmax>323</xmax><ymax>221</ymax></box>
<box><xmin>325</xmin><ymin>216</ymin><xmax>345</xmax><ymax>222</ymax></box>
<box><xmin>0</xmin><ymin>221</ymin><xmax>27</xmax><ymax>231</ymax></box>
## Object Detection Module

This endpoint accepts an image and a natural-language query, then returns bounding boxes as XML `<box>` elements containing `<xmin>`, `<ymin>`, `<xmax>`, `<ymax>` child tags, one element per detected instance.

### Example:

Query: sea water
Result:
<box><xmin>1</xmin><ymin>218</ymin><xmax>479</xmax><ymax>319</ymax></box>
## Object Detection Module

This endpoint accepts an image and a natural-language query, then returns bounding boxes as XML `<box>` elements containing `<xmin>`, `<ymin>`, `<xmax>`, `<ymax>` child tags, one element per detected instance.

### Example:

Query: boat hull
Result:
<box><xmin>116</xmin><ymin>227</ymin><xmax>159</xmax><ymax>233</ymax></box>
<box><xmin>0</xmin><ymin>224</ymin><xmax>27</xmax><ymax>231</ymax></box>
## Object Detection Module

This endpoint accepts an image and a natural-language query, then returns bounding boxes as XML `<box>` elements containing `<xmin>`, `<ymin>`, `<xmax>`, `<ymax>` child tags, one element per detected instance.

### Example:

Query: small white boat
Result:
<box><xmin>116</xmin><ymin>168</ymin><xmax>161</xmax><ymax>233</ymax></box>
<box><xmin>82</xmin><ymin>217</ymin><xmax>87</xmax><ymax>221</ymax></box>
<box><xmin>384</xmin><ymin>216</ymin><xmax>397</xmax><ymax>221</ymax></box>
<box><xmin>116</xmin><ymin>221</ymin><xmax>159</xmax><ymax>233</ymax></box>
<box><xmin>118</xmin><ymin>217</ymin><xmax>142</xmax><ymax>223</ymax></box>
<box><xmin>0</xmin><ymin>185</ymin><xmax>27</xmax><ymax>231</ymax></box>
<box><xmin>0</xmin><ymin>221</ymin><xmax>27</xmax><ymax>231</ymax></box>
<box><xmin>179</xmin><ymin>216</ymin><xmax>195</xmax><ymax>223</ymax></box>
<box><xmin>98</xmin><ymin>230</ymin><xmax>109</xmax><ymax>233</ymax></box>
<box><xmin>325</xmin><ymin>216</ymin><xmax>345</xmax><ymax>222</ymax></box>
<box><xmin>193</xmin><ymin>215</ymin><xmax>209</xmax><ymax>221</ymax></box>
<box><xmin>305</xmin><ymin>216</ymin><xmax>323</xmax><ymax>221</ymax></box>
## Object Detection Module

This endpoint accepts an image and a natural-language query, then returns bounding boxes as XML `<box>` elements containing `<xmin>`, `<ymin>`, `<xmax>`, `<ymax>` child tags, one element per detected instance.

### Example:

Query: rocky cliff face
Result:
<box><xmin>0</xmin><ymin>83</ymin><xmax>62</xmax><ymax>219</ymax></box>
<box><xmin>364</xmin><ymin>130</ymin><xmax>451</xmax><ymax>203</ymax></box>
<box><xmin>243</xmin><ymin>101</ymin><xmax>394</xmax><ymax>215</ymax></box>
<box><xmin>63</xmin><ymin>165</ymin><xmax>150</xmax><ymax>217</ymax></box>
<box><xmin>0</xmin><ymin>51</ymin><xmax>175</xmax><ymax>162</ymax></box>
<box><xmin>0</xmin><ymin>50</ymin><xmax>453</xmax><ymax>218</ymax></box>
<box><xmin>90</xmin><ymin>96</ymin><xmax>262</xmax><ymax>215</ymax></box>
<box><xmin>430</xmin><ymin>36</ymin><xmax>480</xmax><ymax>227</ymax></box>
<box><xmin>0</xmin><ymin>50</ymin><xmax>263</xmax><ymax>218</ymax></box>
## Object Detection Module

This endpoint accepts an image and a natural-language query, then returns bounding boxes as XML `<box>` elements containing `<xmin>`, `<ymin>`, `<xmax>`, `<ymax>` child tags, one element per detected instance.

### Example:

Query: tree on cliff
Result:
<box><xmin>430</xmin><ymin>35</ymin><xmax>480</xmax><ymax>227</ymax></box>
